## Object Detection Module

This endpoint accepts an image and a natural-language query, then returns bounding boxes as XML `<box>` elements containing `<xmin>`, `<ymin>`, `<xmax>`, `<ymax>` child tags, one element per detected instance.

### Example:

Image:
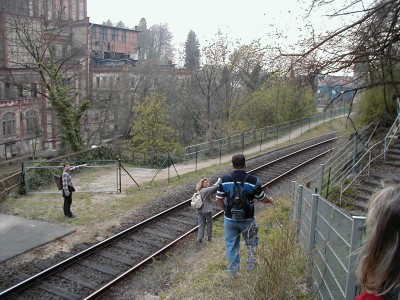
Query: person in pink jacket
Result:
<box><xmin>355</xmin><ymin>185</ymin><xmax>400</xmax><ymax>300</ymax></box>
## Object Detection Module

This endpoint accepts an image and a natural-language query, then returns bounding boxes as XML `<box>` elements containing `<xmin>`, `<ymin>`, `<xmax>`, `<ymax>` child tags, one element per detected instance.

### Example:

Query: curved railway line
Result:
<box><xmin>0</xmin><ymin>136</ymin><xmax>336</xmax><ymax>300</ymax></box>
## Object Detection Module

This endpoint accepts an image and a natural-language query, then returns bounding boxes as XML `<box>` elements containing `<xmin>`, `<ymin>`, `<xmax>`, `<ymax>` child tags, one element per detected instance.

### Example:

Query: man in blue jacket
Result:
<box><xmin>215</xmin><ymin>154</ymin><xmax>273</xmax><ymax>278</ymax></box>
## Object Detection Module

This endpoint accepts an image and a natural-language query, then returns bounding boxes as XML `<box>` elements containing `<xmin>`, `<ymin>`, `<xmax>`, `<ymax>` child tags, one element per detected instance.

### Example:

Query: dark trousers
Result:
<box><xmin>63</xmin><ymin>192</ymin><xmax>72</xmax><ymax>216</ymax></box>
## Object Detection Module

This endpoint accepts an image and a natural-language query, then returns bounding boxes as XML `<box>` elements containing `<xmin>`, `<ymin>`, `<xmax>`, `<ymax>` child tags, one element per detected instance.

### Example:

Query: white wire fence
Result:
<box><xmin>185</xmin><ymin>107</ymin><xmax>347</xmax><ymax>164</ymax></box>
<box><xmin>291</xmin><ymin>183</ymin><xmax>366</xmax><ymax>300</ymax></box>
<box><xmin>23</xmin><ymin>160</ymin><xmax>121</xmax><ymax>194</ymax></box>
<box><xmin>301</xmin><ymin>113</ymin><xmax>400</xmax><ymax>203</ymax></box>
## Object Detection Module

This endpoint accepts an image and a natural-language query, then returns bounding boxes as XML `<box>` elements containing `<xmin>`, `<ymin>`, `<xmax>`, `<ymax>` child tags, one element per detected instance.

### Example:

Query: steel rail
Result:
<box><xmin>0</xmin><ymin>137</ymin><xmax>335</xmax><ymax>300</ymax></box>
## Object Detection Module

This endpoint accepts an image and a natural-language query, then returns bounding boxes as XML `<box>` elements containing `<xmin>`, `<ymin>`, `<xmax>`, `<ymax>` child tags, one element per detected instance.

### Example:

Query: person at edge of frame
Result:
<box><xmin>195</xmin><ymin>177</ymin><xmax>221</xmax><ymax>243</ymax></box>
<box><xmin>355</xmin><ymin>184</ymin><xmax>400</xmax><ymax>300</ymax></box>
<box><xmin>215</xmin><ymin>153</ymin><xmax>274</xmax><ymax>278</ymax></box>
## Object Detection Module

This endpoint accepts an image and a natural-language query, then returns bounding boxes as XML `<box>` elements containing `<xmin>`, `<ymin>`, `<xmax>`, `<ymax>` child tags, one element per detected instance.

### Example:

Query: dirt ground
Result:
<box><xmin>0</xmin><ymin>153</ymin><xmax>231</xmax><ymax>265</ymax></box>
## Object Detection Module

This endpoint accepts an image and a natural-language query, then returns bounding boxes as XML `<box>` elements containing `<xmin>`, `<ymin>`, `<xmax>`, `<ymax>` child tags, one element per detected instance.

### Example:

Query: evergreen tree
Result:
<box><xmin>104</xmin><ymin>19</ymin><xmax>113</xmax><ymax>26</ymax></box>
<box><xmin>116</xmin><ymin>21</ymin><xmax>125</xmax><ymax>28</ymax></box>
<box><xmin>137</xmin><ymin>18</ymin><xmax>152</xmax><ymax>60</ymax></box>
<box><xmin>184</xmin><ymin>30</ymin><xmax>200</xmax><ymax>69</ymax></box>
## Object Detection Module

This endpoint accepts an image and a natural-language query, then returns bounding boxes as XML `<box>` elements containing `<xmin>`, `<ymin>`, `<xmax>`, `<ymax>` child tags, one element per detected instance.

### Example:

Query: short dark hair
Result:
<box><xmin>232</xmin><ymin>154</ymin><xmax>246</xmax><ymax>169</ymax></box>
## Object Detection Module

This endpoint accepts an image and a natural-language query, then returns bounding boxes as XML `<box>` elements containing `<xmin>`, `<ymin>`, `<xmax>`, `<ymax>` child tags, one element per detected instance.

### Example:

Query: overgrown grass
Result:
<box><xmin>151</xmin><ymin>198</ymin><xmax>313</xmax><ymax>299</ymax></box>
<box><xmin>1</xmin><ymin>160</ymin><xmax>231</xmax><ymax>226</ymax></box>
<box><xmin>1</xmin><ymin>118</ymin><xmax>347</xmax><ymax>225</ymax></box>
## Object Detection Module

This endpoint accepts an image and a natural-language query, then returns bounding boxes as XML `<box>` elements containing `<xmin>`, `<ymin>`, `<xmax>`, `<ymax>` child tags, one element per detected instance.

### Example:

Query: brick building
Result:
<box><xmin>0</xmin><ymin>0</ymin><xmax>188</xmax><ymax>159</ymax></box>
<box><xmin>0</xmin><ymin>0</ymin><xmax>90</xmax><ymax>159</ymax></box>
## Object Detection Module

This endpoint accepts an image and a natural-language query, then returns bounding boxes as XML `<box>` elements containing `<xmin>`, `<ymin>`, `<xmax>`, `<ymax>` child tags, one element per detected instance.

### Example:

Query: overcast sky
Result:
<box><xmin>87</xmin><ymin>0</ymin><xmax>373</xmax><ymax>58</ymax></box>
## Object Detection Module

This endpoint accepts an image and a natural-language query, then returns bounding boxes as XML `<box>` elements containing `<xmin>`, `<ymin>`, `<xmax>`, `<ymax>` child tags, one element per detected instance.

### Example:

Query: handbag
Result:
<box><xmin>191</xmin><ymin>192</ymin><xmax>203</xmax><ymax>209</ymax></box>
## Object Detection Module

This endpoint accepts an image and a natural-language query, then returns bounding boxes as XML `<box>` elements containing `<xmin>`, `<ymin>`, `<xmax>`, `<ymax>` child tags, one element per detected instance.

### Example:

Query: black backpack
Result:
<box><xmin>226</xmin><ymin>174</ymin><xmax>254</xmax><ymax>220</ymax></box>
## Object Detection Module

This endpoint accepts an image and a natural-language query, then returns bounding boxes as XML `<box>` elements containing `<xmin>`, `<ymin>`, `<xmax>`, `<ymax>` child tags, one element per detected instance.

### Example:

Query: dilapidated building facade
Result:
<box><xmin>0</xmin><ymin>0</ymin><xmax>90</xmax><ymax>159</ymax></box>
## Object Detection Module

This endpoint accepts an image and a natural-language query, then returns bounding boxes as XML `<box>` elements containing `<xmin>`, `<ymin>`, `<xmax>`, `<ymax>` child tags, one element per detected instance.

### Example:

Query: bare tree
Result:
<box><xmin>192</xmin><ymin>35</ymin><xmax>228</xmax><ymax>140</ymax></box>
<box><xmin>284</xmin><ymin>0</ymin><xmax>399</xmax><ymax>116</ymax></box>
<box><xmin>2</xmin><ymin>5</ymin><xmax>90</xmax><ymax>152</ymax></box>
<box><xmin>149</xmin><ymin>23</ymin><xmax>175</xmax><ymax>64</ymax></box>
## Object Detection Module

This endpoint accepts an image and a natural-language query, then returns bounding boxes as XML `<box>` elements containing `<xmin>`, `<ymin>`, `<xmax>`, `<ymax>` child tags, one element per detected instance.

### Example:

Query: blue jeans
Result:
<box><xmin>224</xmin><ymin>216</ymin><xmax>258</xmax><ymax>277</ymax></box>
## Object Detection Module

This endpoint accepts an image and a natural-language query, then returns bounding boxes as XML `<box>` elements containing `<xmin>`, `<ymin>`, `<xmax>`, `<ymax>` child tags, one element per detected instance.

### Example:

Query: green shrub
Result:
<box><xmin>327</xmin><ymin>184</ymin><xmax>356</xmax><ymax>209</ymax></box>
<box><xmin>25</xmin><ymin>160</ymin><xmax>61</xmax><ymax>192</ymax></box>
<box><xmin>356</xmin><ymin>87</ymin><xmax>398</xmax><ymax>126</ymax></box>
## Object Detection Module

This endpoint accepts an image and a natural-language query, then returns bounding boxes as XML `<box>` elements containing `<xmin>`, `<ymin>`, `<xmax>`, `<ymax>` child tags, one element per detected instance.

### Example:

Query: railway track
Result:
<box><xmin>0</xmin><ymin>136</ymin><xmax>336</xmax><ymax>300</ymax></box>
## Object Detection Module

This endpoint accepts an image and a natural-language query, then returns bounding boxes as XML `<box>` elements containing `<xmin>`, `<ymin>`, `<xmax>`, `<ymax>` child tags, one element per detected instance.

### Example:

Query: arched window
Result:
<box><xmin>2</xmin><ymin>112</ymin><xmax>16</xmax><ymax>136</ymax></box>
<box><xmin>25</xmin><ymin>109</ymin><xmax>39</xmax><ymax>134</ymax></box>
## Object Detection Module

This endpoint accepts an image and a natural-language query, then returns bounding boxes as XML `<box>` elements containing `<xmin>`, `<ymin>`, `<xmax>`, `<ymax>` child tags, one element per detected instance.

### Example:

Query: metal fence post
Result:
<box><xmin>290</xmin><ymin>181</ymin><xmax>297</xmax><ymax>219</ymax></box>
<box><xmin>318</xmin><ymin>164</ymin><xmax>325</xmax><ymax>194</ymax></box>
<box><xmin>118</xmin><ymin>159</ymin><xmax>122</xmax><ymax>193</ymax></box>
<box><xmin>22</xmin><ymin>161</ymin><xmax>27</xmax><ymax>194</ymax></box>
<box><xmin>307</xmin><ymin>194</ymin><xmax>319</xmax><ymax>285</ymax></box>
<box><xmin>295</xmin><ymin>184</ymin><xmax>304</xmax><ymax>240</ymax></box>
<box><xmin>345</xmin><ymin>216</ymin><xmax>366</xmax><ymax>300</ymax></box>
<box><xmin>195</xmin><ymin>146</ymin><xmax>198</xmax><ymax>172</ymax></box>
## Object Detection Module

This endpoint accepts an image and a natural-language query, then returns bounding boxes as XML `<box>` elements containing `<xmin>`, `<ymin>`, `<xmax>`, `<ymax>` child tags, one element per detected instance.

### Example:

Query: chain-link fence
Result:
<box><xmin>185</xmin><ymin>106</ymin><xmax>347</xmax><ymax>163</ymax></box>
<box><xmin>23</xmin><ymin>160</ymin><xmax>121</xmax><ymax>194</ymax></box>
<box><xmin>291</xmin><ymin>183</ymin><xmax>366</xmax><ymax>300</ymax></box>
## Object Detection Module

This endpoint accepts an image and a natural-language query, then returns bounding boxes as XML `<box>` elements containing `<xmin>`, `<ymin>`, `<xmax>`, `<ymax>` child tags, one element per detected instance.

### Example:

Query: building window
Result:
<box><xmin>96</xmin><ymin>77</ymin><xmax>100</xmax><ymax>87</ymax></box>
<box><xmin>78</xmin><ymin>0</ymin><xmax>84</xmax><ymax>20</ymax></box>
<box><xmin>71</xmin><ymin>0</ymin><xmax>77</xmax><ymax>20</ymax></box>
<box><xmin>46</xmin><ymin>0</ymin><xmax>52</xmax><ymax>20</ymax></box>
<box><xmin>38</xmin><ymin>0</ymin><xmax>44</xmax><ymax>16</ymax></box>
<box><xmin>59</xmin><ymin>0</ymin><xmax>68</xmax><ymax>20</ymax></box>
<box><xmin>8</xmin><ymin>0</ymin><xmax>30</xmax><ymax>15</ymax></box>
<box><xmin>3</xmin><ymin>112</ymin><xmax>16</xmax><ymax>136</ymax></box>
<box><xmin>100</xmin><ymin>27</ymin><xmax>107</xmax><ymax>40</ymax></box>
<box><xmin>122</xmin><ymin>31</ymin><xmax>126</xmax><ymax>42</ymax></box>
<box><xmin>18</xmin><ymin>85</ymin><xmax>24</xmax><ymax>98</ymax></box>
<box><xmin>28</xmin><ymin>0</ymin><xmax>33</xmax><ymax>16</ymax></box>
<box><xmin>91</xmin><ymin>27</ymin><xmax>97</xmax><ymax>39</ymax></box>
<box><xmin>112</xmin><ymin>29</ymin><xmax>118</xmax><ymax>41</ymax></box>
<box><xmin>5</xmin><ymin>82</ymin><xmax>10</xmax><ymax>98</ymax></box>
<box><xmin>25</xmin><ymin>109</ymin><xmax>39</xmax><ymax>134</ymax></box>
<box><xmin>31</xmin><ymin>83</ymin><xmax>37</xmax><ymax>98</ymax></box>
